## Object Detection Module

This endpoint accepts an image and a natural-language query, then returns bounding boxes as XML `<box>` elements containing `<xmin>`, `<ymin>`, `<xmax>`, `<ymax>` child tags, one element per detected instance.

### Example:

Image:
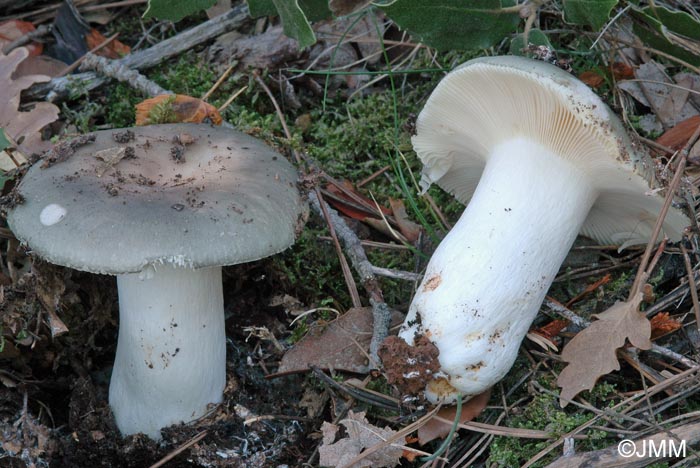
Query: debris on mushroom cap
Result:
<box><xmin>7</xmin><ymin>123</ymin><xmax>308</xmax><ymax>274</ymax></box>
<box><xmin>414</xmin><ymin>55</ymin><xmax>688</xmax><ymax>247</ymax></box>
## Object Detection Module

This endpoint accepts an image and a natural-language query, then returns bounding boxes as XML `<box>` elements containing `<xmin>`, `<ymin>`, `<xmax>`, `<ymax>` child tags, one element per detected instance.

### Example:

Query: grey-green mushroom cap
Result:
<box><xmin>7</xmin><ymin>123</ymin><xmax>307</xmax><ymax>274</ymax></box>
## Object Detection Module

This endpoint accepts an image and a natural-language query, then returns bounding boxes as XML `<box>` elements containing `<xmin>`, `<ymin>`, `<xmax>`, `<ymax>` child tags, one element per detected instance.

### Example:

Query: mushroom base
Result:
<box><xmin>399</xmin><ymin>138</ymin><xmax>598</xmax><ymax>403</ymax></box>
<box><xmin>109</xmin><ymin>265</ymin><xmax>226</xmax><ymax>439</ymax></box>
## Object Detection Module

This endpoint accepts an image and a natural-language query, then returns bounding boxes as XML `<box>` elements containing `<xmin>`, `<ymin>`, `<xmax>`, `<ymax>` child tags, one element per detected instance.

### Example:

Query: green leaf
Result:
<box><xmin>380</xmin><ymin>0</ymin><xmax>520</xmax><ymax>52</ymax></box>
<box><xmin>248</xmin><ymin>0</ymin><xmax>276</xmax><ymax>17</ymax></box>
<box><xmin>631</xmin><ymin>5</ymin><xmax>700</xmax><ymax>66</ymax></box>
<box><xmin>509</xmin><ymin>29</ymin><xmax>552</xmax><ymax>55</ymax></box>
<box><xmin>0</xmin><ymin>128</ymin><xmax>10</xmax><ymax>153</ymax></box>
<box><xmin>143</xmin><ymin>0</ymin><xmax>216</xmax><ymax>21</ymax></box>
<box><xmin>298</xmin><ymin>0</ymin><xmax>332</xmax><ymax>22</ymax></box>
<box><xmin>271</xmin><ymin>0</ymin><xmax>316</xmax><ymax>48</ymax></box>
<box><xmin>563</xmin><ymin>0</ymin><xmax>618</xmax><ymax>30</ymax></box>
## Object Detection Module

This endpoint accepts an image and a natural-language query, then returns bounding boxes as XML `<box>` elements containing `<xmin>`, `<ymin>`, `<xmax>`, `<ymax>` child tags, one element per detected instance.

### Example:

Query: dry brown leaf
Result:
<box><xmin>13</xmin><ymin>55</ymin><xmax>66</xmax><ymax>79</ymax></box>
<box><xmin>389</xmin><ymin>198</ymin><xmax>421</xmax><ymax>243</ymax></box>
<box><xmin>650</xmin><ymin>312</ymin><xmax>682</xmax><ymax>340</ymax></box>
<box><xmin>84</xmin><ymin>29</ymin><xmax>130</xmax><ymax>59</ymax></box>
<box><xmin>578</xmin><ymin>71</ymin><xmax>604</xmax><ymax>88</ymax></box>
<box><xmin>618</xmin><ymin>62</ymin><xmax>698</xmax><ymax>128</ymax></box>
<box><xmin>530</xmin><ymin>319</ymin><xmax>569</xmax><ymax>341</ymax></box>
<box><xmin>611</xmin><ymin>62</ymin><xmax>634</xmax><ymax>80</ymax></box>
<box><xmin>0</xmin><ymin>47</ymin><xmax>60</xmax><ymax>156</ymax></box>
<box><xmin>135</xmin><ymin>94</ymin><xmax>222</xmax><ymax>126</ymax></box>
<box><xmin>0</xmin><ymin>20</ymin><xmax>42</xmax><ymax>56</ymax></box>
<box><xmin>656</xmin><ymin>115</ymin><xmax>700</xmax><ymax>151</ymax></box>
<box><xmin>276</xmin><ymin>307</ymin><xmax>404</xmax><ymax>375</ymax></box>
<box><xmin>417</xmin><ymin>389</ymin><xmax>491</xmax><ymax>445</ymax></box>
<box><xmin>557</xmin><ymin>293</ymin><xmax>651</xmax><ymax>406</ymax></box>
<box><xmin>319</xmin><ymin>410</ymin><xmax>403</xmax><ymax>468</ymax></box>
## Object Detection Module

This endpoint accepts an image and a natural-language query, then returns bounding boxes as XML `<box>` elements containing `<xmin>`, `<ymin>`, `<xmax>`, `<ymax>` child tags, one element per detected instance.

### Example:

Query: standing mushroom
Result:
<box><xmin>397</xmin><ymin>56</ymin><xmax>688</xmax><ymax>403</ymax></box>
<box><xmin>7</xmin><ymin>123</ymin><xmax>307</xmax><ymax>439</ymax></box>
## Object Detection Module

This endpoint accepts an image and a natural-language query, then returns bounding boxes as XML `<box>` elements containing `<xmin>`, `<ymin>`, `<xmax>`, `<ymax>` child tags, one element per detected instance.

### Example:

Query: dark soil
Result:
<box><xmin>1</xmin><ymin>261</ymin><xmax>319</xmax><ymax>467</ymax></box>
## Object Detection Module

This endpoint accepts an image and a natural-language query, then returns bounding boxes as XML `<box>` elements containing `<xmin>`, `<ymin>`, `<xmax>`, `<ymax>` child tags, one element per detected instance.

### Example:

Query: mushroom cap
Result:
<box><xmin>414</xmin><ymin>55</ymin><xmax>688</xmax><ymax>246</ymax></box>
<box><xmin>8</xmin><ymin>124</ymin><xmax>307</xmax><ymax>274</ymax></box>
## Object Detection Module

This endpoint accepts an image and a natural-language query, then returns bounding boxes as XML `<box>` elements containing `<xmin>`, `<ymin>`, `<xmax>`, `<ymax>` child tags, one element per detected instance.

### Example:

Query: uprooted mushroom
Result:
<box><xmin>7</xmin><ymin>123</ymin><xmax>307</xmax><ymax>439</ymax></box>
<box><xmin>388</xmin><ymin>56</ymin><xmax>689</xmax><ymax>403</ymax></box>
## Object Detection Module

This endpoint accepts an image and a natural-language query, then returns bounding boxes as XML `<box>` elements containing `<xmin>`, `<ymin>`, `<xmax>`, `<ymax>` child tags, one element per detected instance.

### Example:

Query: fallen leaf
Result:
<box><xmin>84</xmin><ymin>29</ymin><xmax>130</xmax><ymax>59</ymax></box>
<box><xmin>656</xmin><ymin>115</ymin><xmax>700</xmax><ymax>150</ymax></box>
<box><xmin>650</xmin><ymin>312</ymin><xmax>682</xmax><ymax>340</ymax></box>
<box><xmin>611</xmin><ymin>62</ymin><xmax>634</xmax><ymax>80</ymax></box>
<box><xmin>12</xmin><ymin>55</ymin><xmax>66</xmax><ymax>79</ymax></box>
<box><xmin>557</xmin><ymin>293</ymin><xmax>651</xmax><ymax>406</ymax></box>
<box><xmin>417</xmin><ymin>389</ymin><xmax>491</xmax><ymax>445</ymax></box>
<box><xmin>578</xmin><ymin>70</ymin><xmax>604</xmax><ymax>88</ymax></box>
<box><xmin>319</xmin><ymin>410</ymin><xmax>403</xmax><ymax>468</ymax></box>
<box><xmin>135</xmin><ymin>94</ymin><xmax>223</xmax><ymax>126</ymax></box>
<box><xmin>0</xmin><ymin>20</ymin><xmax>43</xmax><ymax>56</ymax></box>
<box><xmin>276</xmin><ymin>307</ymin><xmax>404</xmax><ymax>375</ymax></box>
<box><xmin>618</xmin><ymin>62</ymin><xmax>698</xmax><ymax>128</ymax></box>
<box><xmin>389</xmin><ymin>198</ymin><xmax>421</xmax><ymax>243</ymax></box>
<box><xmin>530</xmin><ymin>319</ymin><xmax>569</xmax><ymax>341</ymax></box>
<box><xmin>0</xmin><ymin>47</ymin><xmax>60</xmax><ymax>156</ymax></box>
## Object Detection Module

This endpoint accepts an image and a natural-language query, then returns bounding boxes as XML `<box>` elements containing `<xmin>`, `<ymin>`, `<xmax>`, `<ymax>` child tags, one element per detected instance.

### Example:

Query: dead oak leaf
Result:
<box><xmin>417</xmin><ymin>389</ymin><xmax>491</xmax><ymax>446</ymax></box>
<box><xmin>135</xmin><ymin>94</ymin><xmax>222</xmax><ymax>126</ymax></box>
<box><xmin>557</xmin><ymin>293</ymin><xmax>651</xmax><ymax>407</ymax></box>
<box><xmin>276</xmin><ymin>307</ymin><xmax>403</xmax><ymax>375</ymax></box>
<box><xmin>0</xmin><ymin>47</ymin><xmax>60</xmax><ymax>156</ymax></box>
<box><xmin>319</xmin><ymin>410</ymin><xmax>403</xmax><ymax>468</ymax></box>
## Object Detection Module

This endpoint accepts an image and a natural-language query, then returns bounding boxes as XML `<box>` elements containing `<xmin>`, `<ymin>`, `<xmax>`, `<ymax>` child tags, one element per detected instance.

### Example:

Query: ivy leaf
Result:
<box><xmin>272</xmin><ymin>0</ymin><xmax>315</xmax><ymax>48</ymax></box>
<box><xmin>563</xmin><ymin>0</ymin><xmax>618</xmax><ymax>30</ymax></box>
<box><xmin>143</xmin><ymin>0</ymin><xmax>217</xmax><ymax>21</ymax></box>
<box><xmin>0</xmin><ymin>128</ymin><xmax>10</xmax><ymax>153</ymax></box>
<box><xmin>248</xmin><ymin>0</ymin><xmax>330</xmax><ymax>47</ymax></box>
<box><xmin>631</xmin><ymin>5</ymin><xmax>700</xmax><ymax>66</ymax></box>
<box><xmin>509</xmin><ymin>29</ymin><xmax>552</xmax><ymax>55</ymax></box>
<box><xmin>247</xmin><ymin>0</ymin><xmax>277</xmax><ymax>17</ymax></box>
<box><xmin>380</xmin><ymin>0</ymin><xmax>520</xmax><ymax>51</ymax></box>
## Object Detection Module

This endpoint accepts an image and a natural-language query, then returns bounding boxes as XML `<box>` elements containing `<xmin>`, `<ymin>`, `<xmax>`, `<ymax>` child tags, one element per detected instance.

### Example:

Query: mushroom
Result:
<box><xmin>7</xmin><ymin>123</ymin><xmax>307</xmax><ymax>438</ymax></box>
<box><xmin>398</xmin><ymin>56</ymin><xmax>689</xmax><ymax>403</ymax></box>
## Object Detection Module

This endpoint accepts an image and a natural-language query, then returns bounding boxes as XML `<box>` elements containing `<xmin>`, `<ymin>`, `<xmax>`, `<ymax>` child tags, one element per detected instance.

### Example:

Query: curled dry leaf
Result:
<box><xmin>557</xmin><ymin>293</ymin><xmax>651</xmax><ymax>406</ymax></box>
<box><xmin>85</xmin><ymin>29</ymin><xmax>131</xmax><ymax>59</ymax></box>
<box><xmin>417</xmin><ymin>389</ymin><xmax>491</xmax><ymax>445</ymax></box>
<box><xmin>319</xmin><ymin>410</ymin><xmax>403</xmax><ymax>468</ymax></box>
<box><xmin>650</xmin><ymin>312</ymin><xmax>682</xmax><ymax>340</ymax></box>
<box><xmin>0</xmin><ymin>20</ymin><xmax>43</xmax><ymax>56</ymax></box>
<box><xmin>0</xmin><ymin>47</ymin><xmax>60</xmax><ymax>157</ymax></box>
<box><xmin>135</xmin><ymin>94</ymin><xmax>223</xmax><ymax>126</ymax></box>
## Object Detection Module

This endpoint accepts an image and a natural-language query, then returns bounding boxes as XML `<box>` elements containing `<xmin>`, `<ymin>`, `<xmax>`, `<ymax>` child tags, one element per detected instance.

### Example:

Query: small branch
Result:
<box><xmin>1</xmin><ymin>24</ymin><xmax>51</xmax><ymax>54</ymax></box>
<box><xmin>28</xmin><ymin>4</ymin><xmax>249</xmax><ymax>101</ymax></box>
<box><xmin>79</xmin><ymin>52</ymin><xmax>170</xmax><ymax>96</ymax></box>
<box><xmin>309</xmin><ymin>192</ymin><xmax>392</xmax><ymax>365</ymax></box>
<box><xmin>59</xmin><ymin>33</ymin><xmax>121</xmax><ymax>77</ymax></box>
<box><xmin>371</xmin><ymin>265</ymin><xmax>422</xmax><ymax>282</ymax></box>
<box><xmin>680</xmin><ymin>243</ymin><xmax>700</xmax><ymax>332</ymax></box>
<box><xmin>149</xmin><ymin>431</ymin><xmax>208</xmax><ymax>468</ymax></box>
<box><xmin>543</xmin><ymin>298</ymin><xmax>699</xmax><ymax>369</ymax></box>
<box><xmin>629</xmin><ymin>122</ymin><xmax>700</xmax><ymax>299</ymax></box>
<box><xmin>545</xmin><ymin>420</ymin><xmax>700</xmax><ymax>468</ymax></box>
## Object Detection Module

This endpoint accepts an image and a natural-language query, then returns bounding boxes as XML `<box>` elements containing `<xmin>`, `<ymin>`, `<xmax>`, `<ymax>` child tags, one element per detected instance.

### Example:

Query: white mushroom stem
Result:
<box><xmin>400</xmin><ymin>138</ymin><xmax>598</xmax><ymax>403</ymax></box>
<box><xmin>109</xmin><ymin>264</ymin><xmax>226</xmax><ymax>439</ymax></box>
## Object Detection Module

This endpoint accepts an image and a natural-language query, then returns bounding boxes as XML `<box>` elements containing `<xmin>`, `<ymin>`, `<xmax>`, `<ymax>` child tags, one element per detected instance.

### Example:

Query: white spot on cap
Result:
<box><xmin>39</xmin><ymin>204</ymin><xmax>67</xmax><ymax>226</ymax></box>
